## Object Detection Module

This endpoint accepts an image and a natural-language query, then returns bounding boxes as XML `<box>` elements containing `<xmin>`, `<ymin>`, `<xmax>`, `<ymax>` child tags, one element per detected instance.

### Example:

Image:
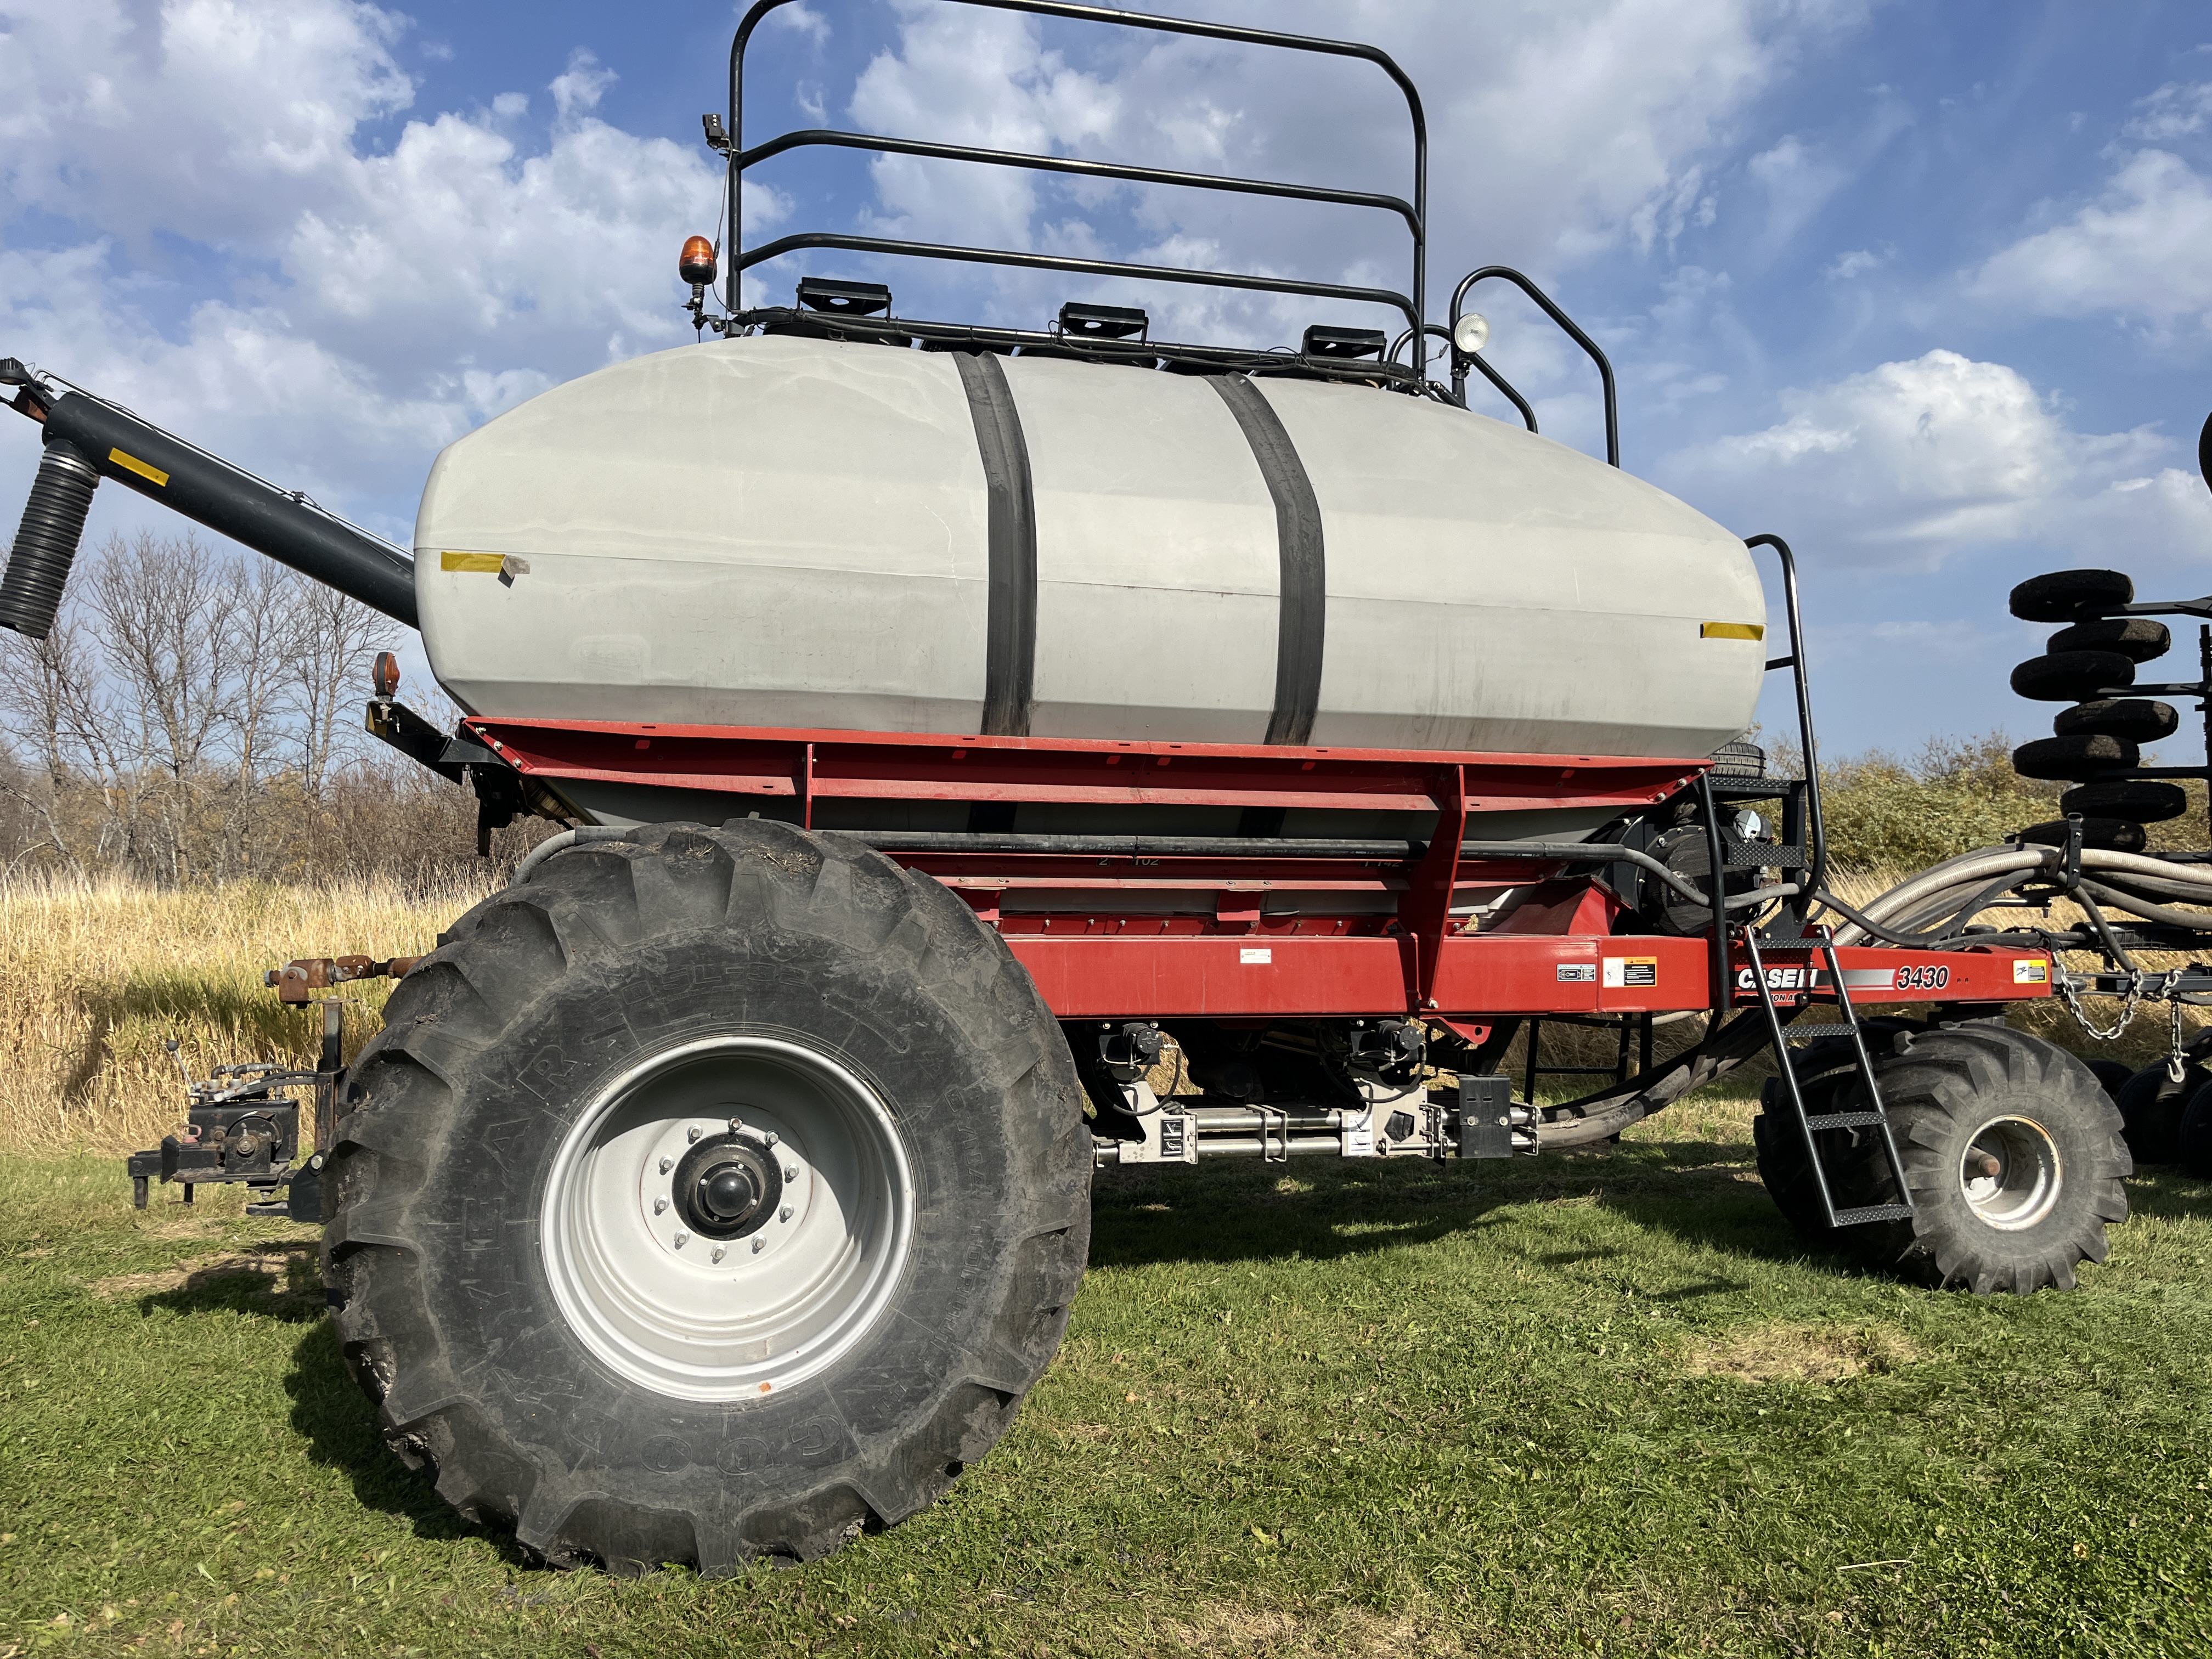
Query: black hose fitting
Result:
<box><xmin>0</xmin><ymin>437</ymin><xmax>99</xmax><ymax>639</ymax></box>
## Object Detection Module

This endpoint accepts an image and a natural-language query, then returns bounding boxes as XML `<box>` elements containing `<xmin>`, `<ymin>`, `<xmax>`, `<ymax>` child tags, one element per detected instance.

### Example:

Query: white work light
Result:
<box><xmin>1453</xmin><ymin>312</ymin><xmax>1491</xmax><ymax>356</ymax></box>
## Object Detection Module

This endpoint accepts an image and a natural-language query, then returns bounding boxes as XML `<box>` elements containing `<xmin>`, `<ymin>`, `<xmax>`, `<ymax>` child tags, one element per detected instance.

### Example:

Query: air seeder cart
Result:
<box><xmin>1</xmin><ymin>0</ymin><xmax>2190</xmax><ymax>1576</ymax></box>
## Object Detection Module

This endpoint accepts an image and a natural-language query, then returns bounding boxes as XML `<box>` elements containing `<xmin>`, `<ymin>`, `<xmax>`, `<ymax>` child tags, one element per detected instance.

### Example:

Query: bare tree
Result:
<box><xmin>286</xmin><ymin>575</ymin><xmax>398</xmax><ymax>799</ymax></box>
<box><xmin>0</xmin><ymin>529</ymin><xmax>539</xmax><ymax>886</ymax></box>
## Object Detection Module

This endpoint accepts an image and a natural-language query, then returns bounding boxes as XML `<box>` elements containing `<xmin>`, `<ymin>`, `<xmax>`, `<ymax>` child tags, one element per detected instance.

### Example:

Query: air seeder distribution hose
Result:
<box><xmin>1538</xmin><ymin>841</ymin><xmax>2212</xmax><ymax>1147</ymax></box>
<box><xmin>1823</xmin><ymin>843</ymin><xmax>2212</xmax><ymax>948</ymax></box>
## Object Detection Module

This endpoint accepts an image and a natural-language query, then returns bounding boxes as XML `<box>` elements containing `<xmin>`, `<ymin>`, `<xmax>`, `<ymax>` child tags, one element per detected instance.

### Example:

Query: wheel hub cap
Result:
<box><xmin>1958</xmin><ymin>1114</ymin><xmax>2062</xmax><ymax>1231</ymax></box>
<box><xmin>539</xmin><ymin>1036</ymin><xmax>915</xmax><ymax>1402</ymax></box>
<box><xmin>674</xmin><ymin>1132</ymin><xmax>783</xmax><ymax>1238</ymax></box>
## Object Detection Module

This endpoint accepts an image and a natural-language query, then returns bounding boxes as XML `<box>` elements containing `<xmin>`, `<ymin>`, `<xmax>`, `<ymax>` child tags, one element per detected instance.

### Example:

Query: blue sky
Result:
<box><xmin>4</xmin><ymin>0</ymin><xmax>2211</xmax><ymax>760</ymax></box>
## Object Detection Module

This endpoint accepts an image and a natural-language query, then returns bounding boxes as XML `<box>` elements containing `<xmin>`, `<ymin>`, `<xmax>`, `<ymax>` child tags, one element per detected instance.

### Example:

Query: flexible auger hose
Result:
<box><xmin>0</xmin><ymin>437</ymin><xmax>99</xmax><ymax>639</ymax></box>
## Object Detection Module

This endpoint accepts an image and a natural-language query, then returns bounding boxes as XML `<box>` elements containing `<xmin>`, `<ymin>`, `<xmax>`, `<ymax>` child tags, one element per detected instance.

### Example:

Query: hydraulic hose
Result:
<box><xmin>0</xmin><ymin>438</ymin><xmax>99</xmax><ymax>639</ymax></box>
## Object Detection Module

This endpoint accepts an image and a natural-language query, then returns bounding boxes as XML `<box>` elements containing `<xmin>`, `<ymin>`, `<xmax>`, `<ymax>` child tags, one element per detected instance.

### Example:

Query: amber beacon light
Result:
<box><xmin>679</xmin><ymin>236</ymin><xmax>718</xmax><ymax>287</ymax></box>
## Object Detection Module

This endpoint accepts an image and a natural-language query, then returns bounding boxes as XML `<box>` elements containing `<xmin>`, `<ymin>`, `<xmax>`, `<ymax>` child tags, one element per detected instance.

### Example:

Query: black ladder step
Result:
<box><xmin>1785</xmin><ymin>1024</ymin><xmax>1857</xmax><ymax>1038</ymax></box>
<box><xmin>1831</xmin><ymin>1204</ymin><xmax>1913</xmax><ymax>1227</ymax></box>
<box><xmin>1804</xmin><ymin>1110</ymin><xmax>1886</xmax><ymax>1130</ymax></box>
<box><xmin>1729</xmin><ymin>845</ymin><xmax>1809</xmax><ymax>867</ymax></box>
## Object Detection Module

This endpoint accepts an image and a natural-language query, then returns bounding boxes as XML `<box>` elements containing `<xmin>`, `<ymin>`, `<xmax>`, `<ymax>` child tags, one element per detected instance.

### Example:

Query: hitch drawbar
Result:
<box><xmin>0</xmin><ymin>358</ymin><xmax>416</xmax><ymax>639</ymax></box>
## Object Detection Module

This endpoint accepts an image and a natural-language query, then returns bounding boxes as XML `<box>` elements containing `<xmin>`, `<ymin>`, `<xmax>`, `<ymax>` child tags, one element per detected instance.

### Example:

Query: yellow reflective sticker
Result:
<box><xmin>107</xmin><ymin>448</ymin><xmax>169</xmax><ymax>487</ymax></box>
<box><xmin>441</xmin><ymin>551</ymin><xmax>507</xmax><ymax>573</ymax></box>
<box><xmin>1701</xmin><ymin>621</ymin><xmax>1765</xmax><ymax>641</ymax></box>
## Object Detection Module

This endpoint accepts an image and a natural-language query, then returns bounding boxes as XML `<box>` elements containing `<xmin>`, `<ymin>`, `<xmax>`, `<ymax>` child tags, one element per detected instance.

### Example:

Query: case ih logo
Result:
<box><xmin>1736</xmin><ymin>964</ymin><xmax>1824</xmax><ymax>992</ymax></box>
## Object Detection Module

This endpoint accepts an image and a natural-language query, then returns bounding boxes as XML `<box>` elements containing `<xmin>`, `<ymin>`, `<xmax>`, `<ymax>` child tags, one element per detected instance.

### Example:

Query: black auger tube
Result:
<box><xmin>0</xmin><ymin>438</ymin><xmax>99</xmax><ymax>639</ymax></box>
<box><xmin>26</xmin><ymin>391</ymin><xmax>417</xmax><ymax>628</ymax></box>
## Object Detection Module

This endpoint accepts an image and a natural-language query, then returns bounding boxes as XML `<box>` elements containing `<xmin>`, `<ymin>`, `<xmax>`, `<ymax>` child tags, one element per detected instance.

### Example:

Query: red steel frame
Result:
<box><xmin>469</xmin><ymin>717</ymin><xmax>2055</xmax><ymax>1024</ymax></box>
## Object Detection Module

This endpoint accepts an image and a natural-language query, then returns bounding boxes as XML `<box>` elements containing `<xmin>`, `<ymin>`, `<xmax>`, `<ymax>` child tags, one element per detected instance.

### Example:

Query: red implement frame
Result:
<box><xmin>469</xmin><ymin>718</ymin><xmax>2054</xmax><ymax>1022</ymax></box>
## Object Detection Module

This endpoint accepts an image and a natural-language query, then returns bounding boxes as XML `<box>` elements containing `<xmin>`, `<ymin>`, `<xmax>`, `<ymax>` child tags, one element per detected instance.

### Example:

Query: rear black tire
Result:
<box><xmin>2046</xmin><ymin>617</ymin><xmax>2170</xmax><ymax>662</ymax></box>
<box><xmin>2060</xmin><ymin>779</ymin><xmax>2188</xmax><ymax>824</ymax></box>
<box><xmin>2177</xmin><ymin>1084</ymin><xmax>2212</xmax><ymax>1180</ymax></box>
<box><xmin>2055</xmin><ymin>698</ymin><xmax>2178</xmax><ymax>743</ymax></box>
<box><xmin>2017</xmin><ymin>817</ymin><xmax>2147</xmax><ymax>854</ymax></box>
<box><xmin>323</xmin><ymin>821</ymin><xmax>1091</xmax><ymax>1574</ymax></box>
<box><xmin>1844</xmin><ymin>1026</ymin><xmax>2130</xmax><ymax>1293</ymax></box>
<box><xmin>2012</xmin><ymin>734</ymin><xmax>2138</xmax><ymax>780</ymax></box>
<box><xmin>2083</xmin><ymin>1057</ymin><xmax>2136</xmax><ymax>1099</ymax></box>
<box><xmin>2010</xmin><ymin>650</ymin><xmax>2136</xmax><ymax>703</ymax></box>
<box><xmin>2113</xmin><ymin>1060</ymin><xmax>2205</xmax><ymax>1165</ymax></box>
<box><xmin>2010</xmin><ymin>568</ymin><xmax>2132</xmax><ymax>622</ymax></box>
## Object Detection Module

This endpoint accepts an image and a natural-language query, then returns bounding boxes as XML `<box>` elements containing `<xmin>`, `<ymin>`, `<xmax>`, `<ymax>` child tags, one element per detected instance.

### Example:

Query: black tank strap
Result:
<box><xmin>953</xmin><ymin>352</ymin><xmax>1037</xmax><ymax>737</ymax></box>
<box><xmin>1210</xmin><ymin>375</ymin><xmax>1324</xmax><ymax>746</ymax></box>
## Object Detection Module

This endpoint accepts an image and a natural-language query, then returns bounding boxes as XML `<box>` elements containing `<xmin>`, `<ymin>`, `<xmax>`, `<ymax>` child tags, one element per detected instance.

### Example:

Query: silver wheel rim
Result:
<box><xmin>540</xmin><ymin>1035</ymin><xmax>914</xmax><ymax>1402</ymax></box>
<box><xmin>1959</xmin><ymin>1114</ymin><xmax>2062</xmax><ymax>1231</ymax></box>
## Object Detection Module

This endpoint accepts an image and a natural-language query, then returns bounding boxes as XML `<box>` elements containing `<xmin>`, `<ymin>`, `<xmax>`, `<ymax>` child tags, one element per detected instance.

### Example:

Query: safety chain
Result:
<box><xmin>2169</xmin><ymin>997</ymin><xmax>2189</xmax><ymax>1084</ymax></box>
<box><xmin>2056</xmin><ymin>963</ymin><xmax>2146</xmax><ymax>1043</ymax></box>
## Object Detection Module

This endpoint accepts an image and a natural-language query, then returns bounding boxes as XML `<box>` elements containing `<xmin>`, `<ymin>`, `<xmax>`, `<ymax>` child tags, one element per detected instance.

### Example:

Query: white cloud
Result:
<box><xmin>549</xmin><ymin>49</ymin><xmax>616</xmax><ymax>120</ymax></box>
<box><xmin>1747</xmin><ymin>134</ymin><xmax>1852</xmax><ymax>253</ymax></box>
<box><xmin>2124</xmin><ymin>80</ymin><xmax>2212</xmax><ymax>140</ymax></box>
<box><xmin>1658</xmin><ymin>349</ymin><xmax>2212</xmax><ymax>571</ymax></box>
<box><xmin>768</xmin><ymin>4</ymin><xmax>833</xmax><ymax>47</ymax></box>
<box><xmin>1825</xmin><ymin>247</ymin><xmax>1881</xmax><ymax>280</ymax></box>
<box><xmin>811</xmin><ymin>0</ymin><xmax>1865</xmax><ymax>345</ymax></box>
<box><xmin>0</xmin><ymin>0</ymin><xmax>744</xmax><ymax>530</ymax></box>
<box><xmin>1967</xmin><ymin>149</ymin><xmax>2212</xmax><ymax>329</ymax></box>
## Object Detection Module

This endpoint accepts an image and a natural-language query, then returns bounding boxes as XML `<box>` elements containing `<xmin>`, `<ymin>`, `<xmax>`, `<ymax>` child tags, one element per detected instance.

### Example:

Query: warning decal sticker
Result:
<box><xmin>2013</xmin><ymin>957</ymin><xmax>2050</xmax><ymax>984</ymax></box>
<box><xmin>1603</xmin><ymin>956</ymin><xmax>1659</xmax><ymax>989</ymax></box>
<box><xmin>1556</xmin><ymin>963</ymin><xmax>1598</xmax><ymax>983</ymax></box>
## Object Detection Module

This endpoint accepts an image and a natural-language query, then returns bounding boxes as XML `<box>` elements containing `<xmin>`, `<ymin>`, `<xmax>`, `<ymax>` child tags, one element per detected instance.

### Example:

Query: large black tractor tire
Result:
<box><xmin>323</xmin><ymin>821</ymin><xmax>1091</xmax><ymax>1575</ymax></box>
<box><xmin>1842</xmin><ymin>1026</ymin><xmax>2130</xmax><ymax>1293</ymax></box>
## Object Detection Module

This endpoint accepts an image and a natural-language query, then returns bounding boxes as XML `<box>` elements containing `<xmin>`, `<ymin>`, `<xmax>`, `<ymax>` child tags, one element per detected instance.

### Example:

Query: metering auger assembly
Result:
<box><xmin>0</xmin><ymin>0</ymin><xmax>2163</xmax><ymax>1578</ymax></box>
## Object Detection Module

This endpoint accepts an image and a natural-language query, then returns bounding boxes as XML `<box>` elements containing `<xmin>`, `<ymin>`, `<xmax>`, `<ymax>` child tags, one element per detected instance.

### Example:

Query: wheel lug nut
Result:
<box><xmin>659</xmin><ymin>1156</ymin><xmax>673</xmax><ymax>1174</ymax></box>
<box><xmin>728</xmin><ymin>1117</ymin><xmax>744</xmax><ymax>1133</ymax></box>
<box><xmin>751</xmin><ymin>1237</ymin><xmax>765</xmax><ymax>1253</ymax></box>
<box><xmin>687</xmin><ymin>1126</ymin><xmax>702</xmax><ymax>1143</ymax></box>
<box><xmin>674</xmin><ymin>1232</ymin><xmax>689</xmax><ymax>1248</ymax></box>
<box><xmin>783</xmin><ymin>1165</ymin><xmax>798</xmax><ymax>1181</ymax></box>
<box><xmin>779</xmin><ymin>1204</ymin><xmax>794</xmax><ymax>1222</ymax></box>
<box><xmin>764</xmin><ymin>1131</ymin><xmax>780</xmax><ymax>1147</ymax></box>
<box><xmin>711</xmin><ymin>1245</ymin><xmax>726</xmax><ymax>1263</ymax></box>
<box><xmin>653</xmin><ymin>1197</ymin><xmax>668</xmax><ymax>1214</ymax></box>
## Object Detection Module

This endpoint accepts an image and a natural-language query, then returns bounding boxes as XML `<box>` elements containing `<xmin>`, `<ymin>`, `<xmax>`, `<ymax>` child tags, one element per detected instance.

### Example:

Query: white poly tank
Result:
<box><xmin>414</xmin><ymin>334</ymin><xmax>1765</xmax><ymax>763</ymax></box>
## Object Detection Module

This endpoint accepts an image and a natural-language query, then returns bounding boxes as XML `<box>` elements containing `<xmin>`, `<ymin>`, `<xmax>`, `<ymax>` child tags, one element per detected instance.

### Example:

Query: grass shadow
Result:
<box><xmin>134</xmin><ymin>1238</ymin><xmax>328</xmax><ymax>1322</ymax></box>
<box><xmin>2119</xmin><ymin>1167</ymin><xmax>2212</xmax><ymax>1220</ymax></box>
<box><xmin>1086</xmin><ymin>1156</ymin><xmax>1510</xmax><ymax>1271</ymax></box>
<box><xmin>283</xmin><ymin>1317</ymin><xmax>529</xmax><ymax>1562</ymax></box>
<box><xmin>1084</xmin><ymin>1129</ymin><xmax>1871</xmax><ymax>1291</ymax></box>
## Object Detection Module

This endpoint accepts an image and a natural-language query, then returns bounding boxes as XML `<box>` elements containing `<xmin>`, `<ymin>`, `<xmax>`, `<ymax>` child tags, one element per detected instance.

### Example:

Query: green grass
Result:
<box><xmin>3</xmin><ymin>1104</ymin><xmax>2211</xmax><ymax>1658</ymax></box>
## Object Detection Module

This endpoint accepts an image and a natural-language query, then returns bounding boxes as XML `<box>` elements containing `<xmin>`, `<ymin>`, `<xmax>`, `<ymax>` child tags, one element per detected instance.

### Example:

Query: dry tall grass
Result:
<box><xmin>2</xmin><ymin>861</ymin><xmax>2199</xmax><ymax>1159</ymax></box>
<box><xmin>0</xmin><ymin>874</ymin><xmax>490</xmax><ymax>1155</ymax></box>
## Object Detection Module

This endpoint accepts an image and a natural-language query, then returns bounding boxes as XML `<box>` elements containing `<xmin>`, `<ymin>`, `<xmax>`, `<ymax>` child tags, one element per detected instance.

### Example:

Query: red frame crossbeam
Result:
<box><xmin>464</xmin><ymin>718</ymin><xmax>1705</xmax><ymax>816</ymax></box>
<box><xmin>1012</xmin><ymin>934</ymin><xmax>2053</xmax><ymax>1019</ymax></box>
<box><xmin>464</xmin><ymin>716</ymin><xmax>2053</xmax><ymax>1023</ymax></box>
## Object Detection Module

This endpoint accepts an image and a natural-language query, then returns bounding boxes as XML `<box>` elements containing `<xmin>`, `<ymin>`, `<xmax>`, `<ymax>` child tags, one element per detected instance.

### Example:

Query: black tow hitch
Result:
<box><xmin>125</xmin><ymin>1002</ymin><xmax>347</xmax><ymax>1223</ymax></box>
